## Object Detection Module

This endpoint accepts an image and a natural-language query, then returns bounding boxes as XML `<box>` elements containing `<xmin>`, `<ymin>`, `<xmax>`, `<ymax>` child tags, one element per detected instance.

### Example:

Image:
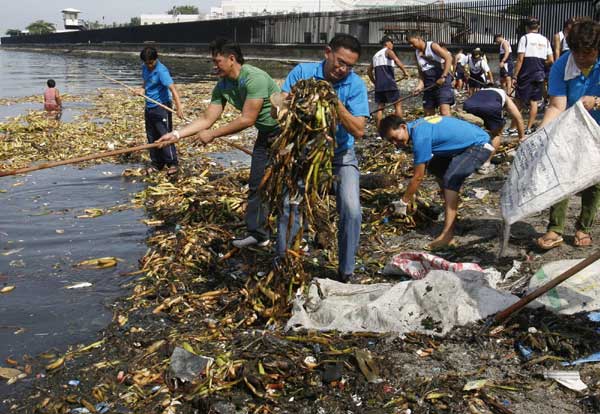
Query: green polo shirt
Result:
<box><xmin>211</xmin><ymin>64</ymin><xmax>280</xmax><ymax>133</ymax></box>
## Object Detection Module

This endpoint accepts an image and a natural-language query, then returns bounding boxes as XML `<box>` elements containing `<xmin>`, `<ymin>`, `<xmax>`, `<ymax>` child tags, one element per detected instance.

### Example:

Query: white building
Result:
<box><xmin>140</xmin><ymin>14</ymin><xmax>204</xmax><ymax>25</ymax></box>
<box><xmin>207</xmin><ymin>0</ymin><xmax>441</xmax><ymax>19</ymax></box>
<box><xmin>62</xmin><ymin>8</ymin><xmax>82</xmax><ymax>30</ymax></box>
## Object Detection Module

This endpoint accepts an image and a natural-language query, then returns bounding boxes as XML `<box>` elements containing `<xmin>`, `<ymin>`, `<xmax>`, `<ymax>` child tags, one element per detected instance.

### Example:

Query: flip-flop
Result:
<box><xmin>166</xmin><ymin>166</ymin><xmax>178</xmax><ymax>175</ymax></box>
<box><xmin>536</xmin><ymin>234</ymin><xmax>563</xmax><ymax>250</ymax></box>
<box><xmin>574</xmin><ymin>233</ymin><xmax>593</xmax><ymax>247</ymax></box>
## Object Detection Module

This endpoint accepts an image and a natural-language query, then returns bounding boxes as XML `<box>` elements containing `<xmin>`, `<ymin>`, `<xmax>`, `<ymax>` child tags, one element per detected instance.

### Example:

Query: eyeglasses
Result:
<box><xmin>331</xmin><ymin>50</ymin><xmax>355</xmax><ymax>70</ymax></box>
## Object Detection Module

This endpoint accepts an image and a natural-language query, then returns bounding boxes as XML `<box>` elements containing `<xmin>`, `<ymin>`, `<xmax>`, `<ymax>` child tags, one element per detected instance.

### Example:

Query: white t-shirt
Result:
<box><xmin>517</xmin><ymin>32</ymin><xmax>552</xmax><ymax>59</ymax></box>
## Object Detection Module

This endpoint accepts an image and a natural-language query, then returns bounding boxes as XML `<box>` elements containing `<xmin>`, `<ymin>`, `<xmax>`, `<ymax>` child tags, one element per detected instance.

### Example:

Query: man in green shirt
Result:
<box><xmin>157</xmin><ymin>39</ymin><xmax>280</xmax><ymax>247</ymax></box>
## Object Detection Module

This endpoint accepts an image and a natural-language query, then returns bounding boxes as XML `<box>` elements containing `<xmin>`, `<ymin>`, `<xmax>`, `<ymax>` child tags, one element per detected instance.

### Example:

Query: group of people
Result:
<box><xmin>131</xmin><ymin>16</ymin><xmax>600</xmax><ymax>282</ymax></box>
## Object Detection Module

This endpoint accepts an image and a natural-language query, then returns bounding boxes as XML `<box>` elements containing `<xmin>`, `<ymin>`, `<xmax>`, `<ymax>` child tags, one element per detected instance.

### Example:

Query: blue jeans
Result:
<box><xmin>144</xmin><ymin>104</ymin><xmax>178</xmax><ymax>168</ymax></box>
<box><xmin>276</xmin><ymin>148</ymin><xmax>361</xmax><ymax>276</ymax></box>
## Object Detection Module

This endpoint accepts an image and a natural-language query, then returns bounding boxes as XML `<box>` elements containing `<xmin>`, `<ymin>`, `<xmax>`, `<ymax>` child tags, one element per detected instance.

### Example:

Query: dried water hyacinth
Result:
<box><xmin>263</xmin><ymin>79</ymin><xmax>338</xmax><ymax>250</ymax></box>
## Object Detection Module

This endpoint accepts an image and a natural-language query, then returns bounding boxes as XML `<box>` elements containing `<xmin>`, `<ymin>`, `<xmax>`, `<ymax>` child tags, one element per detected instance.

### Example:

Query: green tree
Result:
<box><xmin>129</xmin><ymin>17</ymin><xmax>141</xmax><ymax>26</ymax></box>
<box><xmin>5</xmin><ymin>29</ymin><xmax>21</xmax><ymax>36</ymax></box>
<box><xmin>26</xmin><ymin>20</ymin><xmax>55</xmax><ymax>34</ymax></box>
<box><xmin>167</xmin><ymin>5</ymin><xmax>199</xmax><ymax>15</ymax></box>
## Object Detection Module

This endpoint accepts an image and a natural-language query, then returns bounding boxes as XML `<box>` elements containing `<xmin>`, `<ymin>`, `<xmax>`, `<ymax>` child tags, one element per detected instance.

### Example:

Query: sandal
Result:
<box><xmin>536</xmin><ymin>232</ymin><xmax>563</xmax><ymax>250</ymax></box>
<box><xmin>166</xmin><ymin>166</ymin><xmax>178</xmax><ymax>175</ymax></box>
<box><xmin>574</xmin><ymin>232</ymin><xmax>593</xmax><ymax>247</ymax></box>
<box><xmin>145</xmin><ymin>166</ymin><xmax>159</xmax><ymax>175</ymax></box>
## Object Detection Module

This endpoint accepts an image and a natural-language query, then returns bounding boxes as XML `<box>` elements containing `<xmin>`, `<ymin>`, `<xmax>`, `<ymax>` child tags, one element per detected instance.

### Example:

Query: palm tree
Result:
<box><xmin>26</xmin><ymin>20</ymin><xmax>55</xmax><ymax>35</ymax></box>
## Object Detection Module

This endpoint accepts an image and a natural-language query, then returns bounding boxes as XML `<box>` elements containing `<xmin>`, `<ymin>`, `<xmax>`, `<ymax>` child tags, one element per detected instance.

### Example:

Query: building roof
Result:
<box><xmin>61</xmin><ymin>8</ymin><xmax>81</xmax><ymax>13</ymax></box>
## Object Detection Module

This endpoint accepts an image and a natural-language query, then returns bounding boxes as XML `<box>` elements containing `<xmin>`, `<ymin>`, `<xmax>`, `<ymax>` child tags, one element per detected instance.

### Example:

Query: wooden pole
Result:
<box><xmin>494</xmin><ymin>249</ymin><xmax>600</xmax><ymax>323</ymax></box>
<box><xmin>0</xmin><ymin>142</ymin><xmax>161</xmax><ymax>177</ymax></box>
<box><xmin>369</xmin><ymin>83</ymin><xmax>437</xmax><ymax>116</ymax></box>
<box><xmin>98</xmin><ymin>71</ymin><xmax>253</xmax><ymax>156</ymax></box>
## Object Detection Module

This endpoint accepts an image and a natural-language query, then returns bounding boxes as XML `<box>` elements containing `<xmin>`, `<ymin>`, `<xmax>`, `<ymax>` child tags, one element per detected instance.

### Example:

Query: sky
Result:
<box><xmin>0</xmin><ymin>0</ymin><xmax>220</xmax><ymax>35</ymax></box>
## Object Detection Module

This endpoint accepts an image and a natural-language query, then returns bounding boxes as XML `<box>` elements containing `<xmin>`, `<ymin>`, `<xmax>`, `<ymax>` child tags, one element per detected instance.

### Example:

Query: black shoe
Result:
<box><xmin>335</xmin><ymin>273</ymin><xmax>352</xmax><ymax>283</ymax></box>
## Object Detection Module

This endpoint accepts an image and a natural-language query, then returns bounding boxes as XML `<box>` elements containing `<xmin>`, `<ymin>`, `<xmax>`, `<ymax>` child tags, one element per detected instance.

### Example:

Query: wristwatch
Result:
<box><xmin>172</xmin><ymin>130</ymin><xmax>181</xmax><ymax>139</ymax></box>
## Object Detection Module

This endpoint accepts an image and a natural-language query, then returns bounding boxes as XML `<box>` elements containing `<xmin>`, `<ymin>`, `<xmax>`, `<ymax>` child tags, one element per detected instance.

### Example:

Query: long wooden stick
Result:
<box><xmin>494</xmin><ymin>249</ymin><xmax>600</xmax><ymax>323</ymax></box>
<box><xmin>98</xmin><ymin>71</ymin><xmax>253</xmax><ymax>156</ymax></box>
<box><xmin>0</xmin><ymin>142</ymin><xmax>162</xmax><ymax>177</ymax></box>
<box><xmin>370</xmin><ymin>83</ymin><xmax>437</xmax><ymax>115</ymax></box>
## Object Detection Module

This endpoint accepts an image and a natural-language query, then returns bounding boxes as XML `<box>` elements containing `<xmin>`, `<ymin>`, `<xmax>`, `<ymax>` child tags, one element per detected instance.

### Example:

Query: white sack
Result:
<box><xmin>286</xmin><ymin>271</ymin><xmax>519</xmax><ymax>336</ymax></box>
<box><xmin>501</xmin><ymin>100</ymin><xmax>600</xmax><ymax>226</ymax></box>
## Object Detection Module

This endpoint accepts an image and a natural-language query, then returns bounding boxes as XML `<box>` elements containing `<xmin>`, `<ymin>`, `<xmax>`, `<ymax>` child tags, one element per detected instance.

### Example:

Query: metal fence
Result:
<box><xmin>1</xmin><ymin>0</ymin><xmax>595</xmax><ymax>47</ymax></box>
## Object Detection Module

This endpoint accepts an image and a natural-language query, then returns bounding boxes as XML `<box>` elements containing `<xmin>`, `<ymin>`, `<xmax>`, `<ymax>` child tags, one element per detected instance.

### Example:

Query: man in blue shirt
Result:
<box><xmin>138</xmin><ymin>47</ymin><xmax>184</xmax><ymax>175</ymax></box>
<box><xmin>379</xmin><ymin>115</ymin><xmax>493</xmax><ymax>250</ymax></box>
<box><xmin>276</xmin><ymin>34</ymin><xmax>369</xmax><ymax>282</ymax></box>
<box><xmin>535</xmin><ymin>19</ymin><xmax>600</xmax><ymax>250</ymax></box>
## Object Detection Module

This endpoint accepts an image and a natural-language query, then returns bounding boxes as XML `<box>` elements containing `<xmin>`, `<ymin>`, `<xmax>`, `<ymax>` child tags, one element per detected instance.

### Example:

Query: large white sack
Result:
<box><xmin>286</xmin><ymin>271</ymin><xmax>518</xmax><ymax>336</ymax></box>
<box><xmin>527</xmin><ymin>259</ymin><xmax>600</xmax><ymax>314</ymax></box>
<box><xmin>501</xmin><ymin>100</ymin><xmax>600</xmax><ymax>226</ymax></box>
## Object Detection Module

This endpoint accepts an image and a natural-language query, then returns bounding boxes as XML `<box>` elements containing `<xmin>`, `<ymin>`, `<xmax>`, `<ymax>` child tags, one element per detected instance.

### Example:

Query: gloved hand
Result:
<box><xmin>391</xmin><ymin>199</ymin><xmax>409</xmax><ymax>216</ymax></box>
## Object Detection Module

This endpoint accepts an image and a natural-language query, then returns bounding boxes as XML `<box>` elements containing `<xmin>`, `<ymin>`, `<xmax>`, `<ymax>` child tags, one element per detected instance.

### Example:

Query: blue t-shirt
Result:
<box><xmin>142</xmin><ymin>60</ymin><xmax>173</xmax><ymax>108</ymax></box>
<box><xmin>282</xmin><ymin>61</ymin><xmax>369</xmax><ymax>154</ymax></box>
<box><xmin>407</xmin><ymin>116</ymin><xmax>490</xmax><ymax>165</ymax></box>
<box><xmin>548</xmin><ymin>52</ymin><xmax>600</xmax><ymax>125</ymax></box>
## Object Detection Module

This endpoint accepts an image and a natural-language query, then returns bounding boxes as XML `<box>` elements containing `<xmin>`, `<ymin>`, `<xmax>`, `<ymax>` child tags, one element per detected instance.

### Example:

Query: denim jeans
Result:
<box><xmin>246</xmin><ymin>128</ymin><xmax>279</xmax><ymax>242</ymax></box>
<box><xmin>276</xmin><ymin>148</ymin><xmax>361</xmax><ymax>276</ymax></box>
<box><xmin>144</xmin><ymin>103</ymin><xmax>178</xmax><ymax>168</ymax></box>
<box><xmin>548</xmin><ymin>184</ymin><xmax>600</xmax><ymax>234</ymax></box>
<box><xmin>427</xmin><ymin>144</ymin><xmax>492</xmax><ymax>191</ymax></box>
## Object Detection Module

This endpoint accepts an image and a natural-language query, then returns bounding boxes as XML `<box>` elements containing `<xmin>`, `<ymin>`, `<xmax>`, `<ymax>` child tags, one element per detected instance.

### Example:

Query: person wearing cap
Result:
<box><xmin>465</xmin><ymin>48</ymin><xmax>494</xmax><ymax>96</ymax></box>
<box><xmin>513</xmin><ymin>17</ymin><xmax>554</xmax><ymax>134</ymax></box>
<box><xmin>463</xmin><ymin>85</ymin><xmax>525</xmax><ymax>174</ymax></box>
<box><xmin>368</xmin><ymin>35</ymin><xmax>410</xmax><ymax>129</ymax></box>
<box><xmin>406</xmin><ymin>32</ymin><xmax>454</xmax><ymax>116</ymax></box>
<box><xmin>494</xmin><ymin>34</ymin><xmax>514</xmax><ymax>94</ymax></box>
<box><xmin>378</xmin><ymin>114</ymin><xmax>495</xmax><ymax>250</ymax></box>
<box><xmin>535</xmin><ymin>19</ymin><xmax>600</xmax><ymax>250</ymax></box>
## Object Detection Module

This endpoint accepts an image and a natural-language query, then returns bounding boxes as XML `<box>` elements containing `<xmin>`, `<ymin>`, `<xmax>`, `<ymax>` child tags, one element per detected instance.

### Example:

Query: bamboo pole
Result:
<box><xmin>0</xmin><ymin>142</ymin><xmax>161</xmax><ymax>177</ymax></box>
<box><xmin>494</xmin><ymin>249</ymin><xmax>600</xmax><ymax>323</ymax></box>
<box><xmin>98</xmin><ymin>71</ymin><xmax>253</xmax><ymax>156</ymax></box>
<box><xmin>369</xmin><ymin>83</ymin><xmax>437</xmax><ymax>115</ymax></box>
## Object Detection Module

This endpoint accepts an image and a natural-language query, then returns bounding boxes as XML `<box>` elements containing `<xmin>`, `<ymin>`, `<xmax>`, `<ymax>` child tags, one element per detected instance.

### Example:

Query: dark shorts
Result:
<box><xmin>427</xmin><ymin>144</ymin><xmax>493</xmax><ymax>191</ymax></box>
<box><xmin>463</xmin><ymin>91</ymin><xmax>504</xmax><ymax>132</ymax></box>
<box><xmin>455</xmin><ymin>66</ymin><xmax>465</xmax><ymax>81</ymax></box>
<box><xmin>515</xmin><ymin>78</ymin><xmax>544</xmax><ymax>102</ymax></box>
<box><xmin>423</xmin><ymin>69</ymin><xmax>455</xmax><ymax>109</ymax></box>
<box><xmin>374</xmin><ymin>89</ymin><xmax>400</xmax><ymax>104</ymax></box>
<box><xmin>544</xmin><ymin>65</ymin><xmax>551</xmax><ymax>80</ymax></box>
<box><xmin>144</xmin><ymin>103</ymin><xmax>178</xmax><ymax>168</ymax></box>
<box><xmin>500</xmin><ymin>59</ymin><xmax>514</xmax><ymax>78</ymax></box>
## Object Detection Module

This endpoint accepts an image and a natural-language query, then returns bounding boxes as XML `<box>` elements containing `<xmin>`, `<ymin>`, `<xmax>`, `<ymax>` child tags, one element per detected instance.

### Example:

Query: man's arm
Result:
<box><xmin>196</xmin><ymin>98</ymin><xmax>264</xmax><ymax>144</ymax></box>
<box><xmin>553</xmin><ymin>33</ymin><xmax>561</xmax><ymax>61</ymax></box>
<box><xmin>431</xmin><ymin>42</ymin><xmax>452</xmax><ymax>85</ymax></box>
<box><xmin>156</xmin><ymin>103</ymin><xmax>223</xmax><ymax>145</ymax></box>
<box><xmin>539</xmin><ymin>96</ymin><xmax>567</xmax><ymax>129</ymax></box>
<box><xmin>55</xmin><ymin>89</ymin><xmax>62</xmax><ymax>108</ymax></box>
<box><xmin>388</xmin><ymin>50</ymin><xmax>409</xmax><ymax>78</ymax></box>
<box><xmin>402</xmin><ymin>163</ymin><xmax>427</xmax><ymax>202</ymax></box>
<box><xmin>367</xmin><ymin>63</ymin><xmax>375</xmax><ymax>84</ymax></box>
<box><xmin>513</xmin><ymin>53</ymin><xmax>524</xmax><ymax>79</ymax></box>
<box><xmin>501</xmin><ymin>40</ymin><xmax>510</xmax><ymax>65</ymax></box>
<box><xmin>168</xmin><ymin>84</ymin><xmax>184</xmax><ymax>119</ymax></box>
<box><xmin>337</xmin><ymin>102</ymin><xmax>366</xmax><ymax>139</ymax></box>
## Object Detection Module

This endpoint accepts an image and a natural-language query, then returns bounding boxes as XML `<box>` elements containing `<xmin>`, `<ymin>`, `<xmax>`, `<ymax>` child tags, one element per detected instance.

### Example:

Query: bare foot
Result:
<box><xmin>426</xmin><ymin>235</ymin><xmax>457</xmax><ymax>251</ymax></box>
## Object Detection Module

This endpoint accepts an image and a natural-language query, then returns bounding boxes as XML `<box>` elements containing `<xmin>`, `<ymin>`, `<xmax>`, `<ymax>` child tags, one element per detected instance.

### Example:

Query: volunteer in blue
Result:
<box><xmin>367</xmin><ymin>35</ymin><xmax>409</xmax><ymax>129</ymax></box>
<box><xmin>407</xmin><ymin>33</ymin><xmax>454</xmax><ymax>116</ymax></box>
<box><xmin>465</xmin><ymin>48</ymin><xmax>493</xmax><ymax>96</ymax></box>
<box><xmin>513</xmin><ymin>18</ymin><xmax>553</xmax><ymax>134</ymax></box>
<box><xmin>494</xmin><ymin>34</ymin><xmax>514</xmax><ymax>94</ymax></box>
<box><xmin>379</xmin><ymin>115</ymin><xmax>494</xmax><ymax>250</ymax></box>
<box><xmin>463</xmin><ymin>86</ymin><xmax>525</xmax><ymax>174</ymax></box>
<box><xmin>276</xmin><ymin>34</ymin><xmax>369</xmax><ymax>282</ymax></box>
<box><xmin>535</xmin><ymin>19</ymin><xmax>600</xmax><ymax>250</ymax></box>
<box><xmin>138</xmin><ymin>46</ymin><xmax>184</xmax><ymax>175</ymax></box>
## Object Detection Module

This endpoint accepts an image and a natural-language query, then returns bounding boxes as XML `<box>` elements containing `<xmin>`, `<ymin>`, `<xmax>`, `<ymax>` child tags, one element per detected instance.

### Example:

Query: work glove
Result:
<box><xmin>391</xmin><ymin>199</ymin><xmax>409</xmax><ymax>216</ymax></box>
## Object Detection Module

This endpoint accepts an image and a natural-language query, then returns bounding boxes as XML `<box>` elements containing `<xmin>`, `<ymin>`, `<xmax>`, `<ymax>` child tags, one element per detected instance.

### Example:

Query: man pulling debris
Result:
<box><xmin>157</xmin><ymin>39</ymin><xmax>280</xmax><ymax>248</ymax></box>
<box><xmin>463</xmin><ymin>84</ymin><xmax>525</xmax><ymax>174</ymax></box>
<box><xmin>367</xmin><ymin>35</ymin><xmax>409</xmax><ymax>129</ymax></box>
<box><xmin>274</xmin><ymin>34</ymin><xmax>369</xmax><ymax>282</ymax></box>
<box><xmin>379</xmin><ymin>115</ymin><xmax>494</xmax><ymax>250</ymax></box>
